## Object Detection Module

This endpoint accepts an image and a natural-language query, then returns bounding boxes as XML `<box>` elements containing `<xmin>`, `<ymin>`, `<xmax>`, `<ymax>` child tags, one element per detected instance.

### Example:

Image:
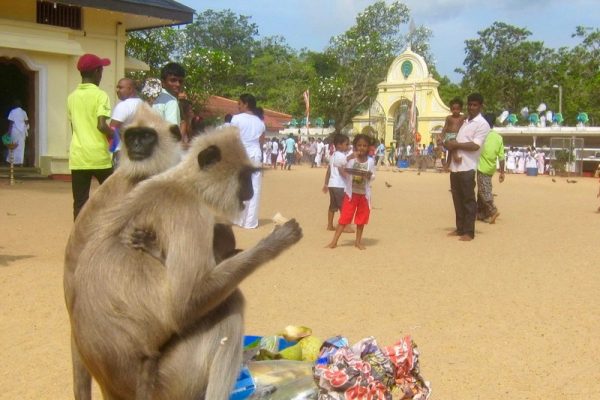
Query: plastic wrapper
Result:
<box><xmin>247</xmin><ymin>360</ymin><xmax>317</xmax><ymax>399</ymax></box>
<box><xmin>314</xmin><ymin>336</ymin><xmax>431</xmax><ymax>400</ymax></box>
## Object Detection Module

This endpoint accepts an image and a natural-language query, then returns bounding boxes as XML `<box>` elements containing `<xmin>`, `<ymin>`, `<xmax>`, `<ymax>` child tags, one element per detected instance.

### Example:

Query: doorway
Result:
<box><xmin>0</xmin><ymin>58</ymin><xmax>36</xmax><ymax>167</ymax></box>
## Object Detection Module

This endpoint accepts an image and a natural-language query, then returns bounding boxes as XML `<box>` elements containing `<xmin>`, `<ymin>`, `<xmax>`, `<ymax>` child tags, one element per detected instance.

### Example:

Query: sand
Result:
<box><xmin>1</xmin><ymin>166</ymin><xmax>599</xmax><ymax>399</ymax></box>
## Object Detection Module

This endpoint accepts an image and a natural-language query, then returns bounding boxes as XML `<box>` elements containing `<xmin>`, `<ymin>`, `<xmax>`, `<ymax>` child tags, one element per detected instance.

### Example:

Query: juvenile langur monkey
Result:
<box><xmin>70</xmin><ymin>127</ymin><xmax>302</xmax><ymax>400</ymax></box>
<box><xmin>64</xmin><ymin>103</ymin><xmax>181</xmax><ymax>400</ymax></box>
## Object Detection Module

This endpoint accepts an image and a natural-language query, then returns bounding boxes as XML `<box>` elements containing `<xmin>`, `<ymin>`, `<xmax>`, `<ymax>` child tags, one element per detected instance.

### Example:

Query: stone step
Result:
<box><xmin>0</xmin><ymin>166</ymin><xmax>48</xmax><ymax>180</ymax></box>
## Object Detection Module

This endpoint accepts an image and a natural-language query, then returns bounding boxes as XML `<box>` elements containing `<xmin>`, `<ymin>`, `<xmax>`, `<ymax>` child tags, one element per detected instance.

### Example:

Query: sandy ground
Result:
<box><xmin>1</xmin><ymin>165</ymin><xmax>599</xmax><ymax>399</ymax></box>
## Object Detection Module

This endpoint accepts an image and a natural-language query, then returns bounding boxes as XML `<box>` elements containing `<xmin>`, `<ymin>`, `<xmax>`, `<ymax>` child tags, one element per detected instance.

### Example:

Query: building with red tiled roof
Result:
<box><xmin>200</xmin><ymin>96</ymin><xmax>291</xmax><ymax>133</ymax></box>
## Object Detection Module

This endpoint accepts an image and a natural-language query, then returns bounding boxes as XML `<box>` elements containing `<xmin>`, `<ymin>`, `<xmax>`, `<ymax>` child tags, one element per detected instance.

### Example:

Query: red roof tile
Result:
<box><xmin>200</xmin><ymin>96</ymin><xmax>292</xmax><ymax>132</ymax></box>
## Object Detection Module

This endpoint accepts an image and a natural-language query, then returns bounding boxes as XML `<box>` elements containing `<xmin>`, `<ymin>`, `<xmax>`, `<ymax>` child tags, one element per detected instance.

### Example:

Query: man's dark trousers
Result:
<box><xmin>450</xmin><ymin>170</ymin><xmax>477</xmax><ymax>238</ymax></box>
<box><xmin>71</xmin><ymin>168</ymin><xmax>113</xmax><ymax>220</ymax></box>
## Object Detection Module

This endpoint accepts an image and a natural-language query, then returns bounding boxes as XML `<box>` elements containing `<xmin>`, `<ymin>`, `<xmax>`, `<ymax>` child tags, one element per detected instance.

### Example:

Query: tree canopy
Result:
<box><xmin>125</xmin><ymin>7</ymin><xmax>600</xmax><ymax>129</ymax></box>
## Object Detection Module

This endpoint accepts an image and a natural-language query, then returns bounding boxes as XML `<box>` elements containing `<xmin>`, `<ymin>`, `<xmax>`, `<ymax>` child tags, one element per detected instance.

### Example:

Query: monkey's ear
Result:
<box><xmin>169</xmin><ymin>125</ymin><xmax>182</xmax><ymax>142</ymax></box>
<box><xmin>197</xmin><ymin>145</ymin><xmax>221</xmax><ymax>169</ymax></box>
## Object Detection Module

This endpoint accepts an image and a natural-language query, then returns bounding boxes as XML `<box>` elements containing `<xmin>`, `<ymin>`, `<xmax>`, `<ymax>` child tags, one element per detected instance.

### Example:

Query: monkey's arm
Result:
<box><xmin>168</xmin><ymin>218</ymin><xmax>302</xmax><ymax>333</ymax></box>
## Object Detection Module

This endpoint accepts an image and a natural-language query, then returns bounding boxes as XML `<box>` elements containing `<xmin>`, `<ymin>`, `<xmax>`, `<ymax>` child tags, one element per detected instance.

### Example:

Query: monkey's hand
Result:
<box><xmin>123</xmin><ymin>227</ymin><xmax>165</xmax><ymax>263</ymax></box>
<box><xmin>264</xmin><ymin>218</ymin><xmax>303</xmax><ymax>252</ymax></box>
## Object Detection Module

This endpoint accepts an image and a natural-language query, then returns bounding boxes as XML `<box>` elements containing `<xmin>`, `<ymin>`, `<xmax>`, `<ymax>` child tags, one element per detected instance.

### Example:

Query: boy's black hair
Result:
<box><xmin>160</xmin><ymin>62</ymin><xmax>186</xmax><ymax>80</ymax></box>
<box><xmin>467</xmin><ymin>92</ymin><xmax>484</xmax><ymax>105</ymax></box>
<box><xmin>352</xmin><ymin>133</ymin><xmax>371</xmax><ymax>147</ymax></box>
<box><xmin>333</xmin><ymin>133</ymin><xmax>349</xmax><ymax>146</ymax></box>
<box><xmin>449</xmin><ymin>97</ymin><xmax>463</xmax><ymax>108</ymax></box>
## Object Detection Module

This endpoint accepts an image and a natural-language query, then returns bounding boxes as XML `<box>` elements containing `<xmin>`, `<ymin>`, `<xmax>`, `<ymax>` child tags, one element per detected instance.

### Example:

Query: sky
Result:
<box><xmin>178</xmin><ymin>0</ymin><xmax>598</xmax><ymax>82</ymax></box>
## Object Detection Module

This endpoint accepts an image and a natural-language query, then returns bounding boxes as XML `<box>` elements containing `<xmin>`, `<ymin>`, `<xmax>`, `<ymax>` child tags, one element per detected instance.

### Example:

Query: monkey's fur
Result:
<box><xmin>64</xmin><ymin>103</ymin><xmax>181</xmax><ymax>400</ymax></box>
<box><xmin>70</xmin><ymin>127</ymin><xmax>302</xmax><ymax>399</ymax></box>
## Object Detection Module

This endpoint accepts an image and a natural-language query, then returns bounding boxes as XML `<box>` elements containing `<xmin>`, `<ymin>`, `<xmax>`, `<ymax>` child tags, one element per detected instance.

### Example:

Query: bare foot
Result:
<box><xmin>325</xmin><ymin>242</ymin><xmax>337</xmax><ymax>249</ymax></box>
<box><xmin>355</xmin><ymin>243</ymin><xmax>366</xmax><ymax>250</ymax></box>
<box><xmin>342</xmin><ymin>226</ymin><xmax>355</xmax><ymax>233</ymax></box>
<box><xmin>459</xmin><ymin>235</ymin><xmax>473</xmax><ymax>241</ymax></box>
<box><xmin>326</xmin><ymin>226</ymin><xmax>335</xmax><ymax>231</ymax></box>
<box><xmin>489</xmin><ymin>211</ymin><xmax>500</xmax><ymax>224</ymax></box>
<box><xmin>447</xmin><ymin>231</ymin><xmax>460</xmax><ymax>237</ymax></box>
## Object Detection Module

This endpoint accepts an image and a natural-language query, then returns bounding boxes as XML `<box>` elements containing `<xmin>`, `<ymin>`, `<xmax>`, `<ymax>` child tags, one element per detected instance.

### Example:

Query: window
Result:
<box><xmin>36</xmin><ymin>1</ymin><xmax>82</xmax><ymax>30</ymax></box>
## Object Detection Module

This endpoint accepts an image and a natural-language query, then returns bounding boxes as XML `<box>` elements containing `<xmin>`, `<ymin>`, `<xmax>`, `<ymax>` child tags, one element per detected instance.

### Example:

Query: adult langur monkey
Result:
<box><xmin>64</xmin><ymin>103</ymin><xmax>181</xmax><ymax>400</ymax></box>
<box><xmin>70</xmin><ymin>127</ymin><xmax>302</xmax><ymax>400</ymax></box>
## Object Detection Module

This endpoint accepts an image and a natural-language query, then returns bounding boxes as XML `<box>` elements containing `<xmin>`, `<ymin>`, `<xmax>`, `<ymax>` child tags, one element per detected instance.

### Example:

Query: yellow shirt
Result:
<box><xmin>67</xmin><ymin>83</ymin><xmax>112</xmax><ymax>170</ymax></box>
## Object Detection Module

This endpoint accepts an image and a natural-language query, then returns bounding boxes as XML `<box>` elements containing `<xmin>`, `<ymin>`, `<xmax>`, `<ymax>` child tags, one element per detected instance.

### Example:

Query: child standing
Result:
<box><xmin>326</xmin><ymin>134</ymin><xmax>375</xmax><ymax>250</ymax></box>
<box><xmin>439</xmin><ymin>97</ymin><xmax>466</xmax><ymax>169</ymax></box>
<box><xmin>322</xmin><ymin>134</ymin><xmax>351</xmax><ymax>231</ymax></box>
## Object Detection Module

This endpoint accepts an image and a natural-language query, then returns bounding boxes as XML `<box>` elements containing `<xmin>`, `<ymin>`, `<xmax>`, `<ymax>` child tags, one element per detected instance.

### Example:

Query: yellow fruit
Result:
<box><xmin>299</xmin><ymin>336</ymin><xmax>322</xmax><ymax>362</ymax></box>
<box><xmin>278</xmin><ymin>342</ymin><xmax>303</xmax><ymax>361</ymax></box>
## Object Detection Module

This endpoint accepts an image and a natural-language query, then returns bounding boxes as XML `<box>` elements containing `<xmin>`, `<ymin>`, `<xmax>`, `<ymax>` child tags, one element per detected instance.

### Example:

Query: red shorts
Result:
<box><xmin>338</xmin><ymin>194</ymin><xmax>370</xmax><ymax>225</ymax></box>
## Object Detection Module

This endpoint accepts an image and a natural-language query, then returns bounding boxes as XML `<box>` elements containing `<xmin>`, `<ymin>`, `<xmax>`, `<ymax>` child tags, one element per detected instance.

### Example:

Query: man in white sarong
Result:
<box><xmin>6</xmin><ymin>100</ymin><xmax>29</xmax><ymax>165</ymax></box>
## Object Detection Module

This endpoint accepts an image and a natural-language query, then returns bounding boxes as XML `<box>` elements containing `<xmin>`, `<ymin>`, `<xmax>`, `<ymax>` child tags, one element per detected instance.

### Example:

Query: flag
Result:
<box><xmin>409</xmin><ymin>83</ymin><xmax>417</xmax><ymax>142</ymax></box>
<box><xmin>303</xmin><ymin>89</ymin><xmax>310</xmax><ymax>126</ymax></box>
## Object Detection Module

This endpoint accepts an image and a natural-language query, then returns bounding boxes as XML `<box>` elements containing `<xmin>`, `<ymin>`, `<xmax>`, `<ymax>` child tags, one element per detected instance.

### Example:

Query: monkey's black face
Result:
<box><xmin>124</xmin><ymin>127</ymin><xmax>159</xmax><ymax>160</ymax></box>
<box><xmin>238</xmin><ymin>167</ymin><xmax>258</xmax><ymax>206</ymax></box>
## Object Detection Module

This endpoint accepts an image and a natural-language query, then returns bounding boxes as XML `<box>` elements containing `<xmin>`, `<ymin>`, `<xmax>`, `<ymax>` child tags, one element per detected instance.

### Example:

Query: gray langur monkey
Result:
<box><xmin>70</xmin><ymin>127</ymin><xmax>303</xmax><ymax>400</ymax></box>
<box><xmin>64</xmin><ymin>103</ymin><xmax>181</xmax><ymax>400</ymax></box>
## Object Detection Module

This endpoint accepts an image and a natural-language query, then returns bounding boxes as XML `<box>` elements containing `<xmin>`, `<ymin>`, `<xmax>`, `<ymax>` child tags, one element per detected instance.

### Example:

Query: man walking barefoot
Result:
<box><xmin>477</xmin><ymin>113</ymin><xmax>505</xmax><ymax>224</ymax></box>
<box><xmin>444</xmin><ymin>93</ymin><xmax>490</xmax><ymax>241</ymax></box>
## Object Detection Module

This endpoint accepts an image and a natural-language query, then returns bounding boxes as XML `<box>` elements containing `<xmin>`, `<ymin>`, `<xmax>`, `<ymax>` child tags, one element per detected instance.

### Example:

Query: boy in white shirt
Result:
<box><xmin>322</xmin><ymin>134</ymin><xmax>353</xmax><ymax>232</ymax></box>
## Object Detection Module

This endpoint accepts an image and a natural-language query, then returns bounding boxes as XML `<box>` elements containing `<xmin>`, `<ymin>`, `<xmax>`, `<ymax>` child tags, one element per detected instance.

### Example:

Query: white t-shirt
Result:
<box><xmin>343</xmin><ymin>157</ymin><xmax>376</xmax><ymax>207</ymax></box>
<box><xmin>111</xmin><ymin>97</ymin><xmax>143</xmax><ymax>151</ymax></box>
<box><xmin>328</xmin><ymin>151</ymin><xmax>347</xmax><ymax>188</ymax></box>
<box><xmin>231</xmin><ymin>112</ymin><xmax>265</xmax><ymax>159</ymax></box>
<box><xmin>316</xmin><ymin>141</ymin><xmax>324</xmax><ymax>155</ymax></box>
<box><xmin>271</xmin><ymin>141</ymin><xmax>279</xmax><ymax>154</ymax></box>
<box><xmin>450</xmin><ymin>113</ymin><xmax>490</xmax><ymax>172</ymax></box>
<box><xmin>8</xmin><ymin>107</ymin><xmax>28</xmax><ymax>135</ymax></box>
<box><xmin>111</xmin><ymin>97</ymin><xmax>143</xmax><ymax>126</ymax></box>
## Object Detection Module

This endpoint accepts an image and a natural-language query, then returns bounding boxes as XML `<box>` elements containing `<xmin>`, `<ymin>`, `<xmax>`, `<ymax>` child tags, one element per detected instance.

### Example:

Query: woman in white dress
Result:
<box><xmin>516</xmin><ymin>148</ymin><xmax>526</xmax><ymax>173</ymax></box>
<box><xmin>506</xmin><ymin>147</ymin><xmax>517</xmax><ymax>173</ymax></box>
<box><xmin>536</xmin><ymin>150</ymin><xmax>545</xmax><ymax>174</ymax></box>
<box><xmin>231</xmin><ymin>94</ymin><xmax>266</xmax><ymax>229</ymax></box>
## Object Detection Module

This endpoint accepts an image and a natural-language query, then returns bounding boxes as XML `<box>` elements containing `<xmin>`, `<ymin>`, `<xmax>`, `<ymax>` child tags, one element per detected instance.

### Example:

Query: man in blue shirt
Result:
<box><xmin>284</xmin><ymin>134</ymin><xmax>296</xmax><ymax>170</ymax></box>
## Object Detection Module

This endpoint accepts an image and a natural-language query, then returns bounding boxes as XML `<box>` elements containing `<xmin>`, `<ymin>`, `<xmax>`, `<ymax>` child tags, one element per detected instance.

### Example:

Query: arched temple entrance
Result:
<box><xmin>352</xmin><ymin>48</ymin><xmax>449</xmax><ymax>146</ymax></box>
<box><xmin>0</xmin><ymin>57</ymin><xmax>36</xmax><ymax>167</ymax></box>
<box><xmin>390</xmin><ymin>98</ymin><xmax>419</xmax><ymax>145</ymax></box>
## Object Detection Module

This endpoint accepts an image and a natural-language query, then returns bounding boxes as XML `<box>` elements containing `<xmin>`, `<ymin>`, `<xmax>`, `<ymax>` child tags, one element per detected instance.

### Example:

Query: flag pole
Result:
<box><xmin>303</xmin><ymin>89</ymin><xmax>310</xmax><ymax>137</ymax></box>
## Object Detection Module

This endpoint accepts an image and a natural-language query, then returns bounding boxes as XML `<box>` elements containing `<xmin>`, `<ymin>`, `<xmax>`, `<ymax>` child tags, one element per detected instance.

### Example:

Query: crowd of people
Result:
<box><xmin>505</xmin><ymin>146</ymin><xmax>546</xmax><ymax>174</ymax></box>
<box><xmin>64</xmin><ymin>53</ymin><xmax>578</xmax><ymax>246</ymax></box>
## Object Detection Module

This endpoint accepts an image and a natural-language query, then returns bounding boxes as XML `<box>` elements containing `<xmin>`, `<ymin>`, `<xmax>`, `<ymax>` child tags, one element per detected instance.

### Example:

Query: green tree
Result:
<box><xmin>183</xmin><ymin>9</ymin><xmax>260</xmax><ymax>91</ymax></box>
<box><xmin>125</xmin><ymin>27</ymin><xmax>181</xmax><ymax>80</ymax></box>
<box><xmin>561</xmin><ymin>26</ymin><xmax>600</xmax><ymax>125</ymax></box>
<box><xmin>180</xmin><ymin>47</ymin><xmax>234</xmax><ymax>103</ymax></box>
<box><xmin>314</xmin><ymin>1</ymin><xmax>429</xmax><ymax>133</ymax></box>
<box><xmin>457</xmin><ymin>22</ymin><xmax>553</xmax><ymax>115</ymax></box>
<box><xmin>246</xmin><ymin>37</ymin><xmax>315</xmax><ymax>116</ymax></box>
<box><xmin>432</xmin><ymin>70</ymin><xmax>464</xmax><ymax>107</ymax></box>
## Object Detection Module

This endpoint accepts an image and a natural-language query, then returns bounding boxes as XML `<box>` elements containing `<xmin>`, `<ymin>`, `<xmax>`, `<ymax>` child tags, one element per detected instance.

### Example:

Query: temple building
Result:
<box><xmin>352</xmin><ymin>47</ymin><xmax>600</xmax><ymax>174</ymax></box>
<box><xmin>352</xmin><ymin>47</ymin><xmax>449</xmax><ymax>146</ymax></box>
